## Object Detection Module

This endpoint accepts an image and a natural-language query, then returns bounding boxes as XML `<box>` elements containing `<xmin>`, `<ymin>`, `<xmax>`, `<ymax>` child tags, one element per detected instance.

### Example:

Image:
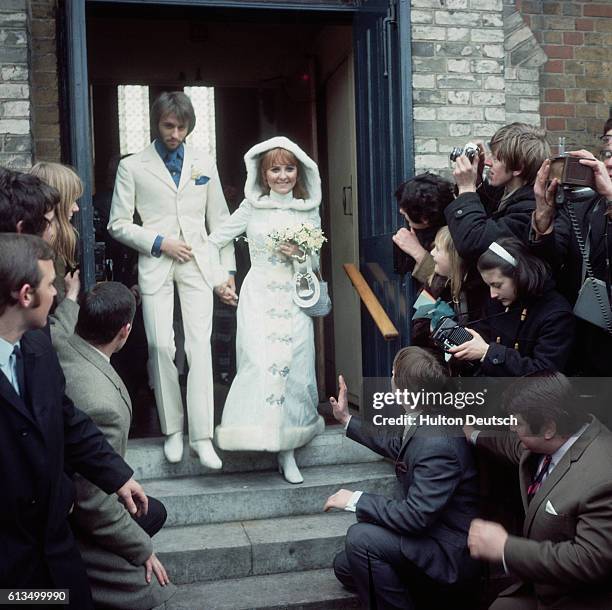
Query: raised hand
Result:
<box><xmin>533</xmin><ymin>159</ymin><xmax>557</xmax><ymax>235</ymax></box>
<box><xmin>453</xmin><ymin>154</ymin><xmax>479</xmax><ymax>194</ymax></box>
<box><xmin>392</xmin><ymin>227</ymin><xmax>427</xmax><ymax>263</ymax></box>
<box><xmin>329</xmin><ymin>374</ymin><xmax>350</xmax><ymax>427</ymax></box>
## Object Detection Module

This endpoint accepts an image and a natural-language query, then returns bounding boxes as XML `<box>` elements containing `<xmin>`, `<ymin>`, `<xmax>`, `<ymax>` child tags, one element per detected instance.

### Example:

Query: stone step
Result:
<box><xmin>127</xmin><ymin>425</ymin><xmax>381</xmax><ymax>481</ymax></box>
<box><xmin>166</xmin><ymin>568</ymin><xmax>359</xmax><ymax>610</ymax></box>
<box><xmin>145</xmin><ymin>461</ymin><xmax>397</xmax><ymax>526</ymax></box>
<box><xmin>156</xmin><ymin>512</ymin><xmax>355</xmax><ymax>585</ymax></box>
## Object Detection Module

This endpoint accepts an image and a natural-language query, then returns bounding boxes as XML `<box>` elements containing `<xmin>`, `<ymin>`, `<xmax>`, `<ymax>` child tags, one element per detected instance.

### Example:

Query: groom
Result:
<box><xmin>108</xmin><ymin>91</ymin><xmax>236</xmax><ymax>468</ymax></box>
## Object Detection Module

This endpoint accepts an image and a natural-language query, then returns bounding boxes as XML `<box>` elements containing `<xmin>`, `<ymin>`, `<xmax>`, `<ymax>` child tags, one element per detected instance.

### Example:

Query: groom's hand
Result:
<box><xmin>329</xmin><ymin>375</ymin><xmax>350</xmax><ymax>427</ymax></box>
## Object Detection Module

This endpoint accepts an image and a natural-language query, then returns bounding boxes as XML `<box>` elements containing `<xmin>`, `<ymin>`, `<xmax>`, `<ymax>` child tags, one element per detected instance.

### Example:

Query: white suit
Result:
<box><xmin>108</xmin><ymin>142</ymin><xmax>235</xmax><ymax>441</ymax></box>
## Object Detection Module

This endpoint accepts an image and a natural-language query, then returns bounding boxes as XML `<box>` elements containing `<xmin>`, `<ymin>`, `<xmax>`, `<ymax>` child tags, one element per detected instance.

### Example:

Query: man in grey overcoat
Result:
<box><xmin>51</xmin><ymin>282</ymin><xmax>176</xmax><ymax>609</ymax></box>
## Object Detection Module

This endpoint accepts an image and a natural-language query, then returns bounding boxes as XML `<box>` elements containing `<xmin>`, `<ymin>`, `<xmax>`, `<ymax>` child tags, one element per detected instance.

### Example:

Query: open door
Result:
<box><xmin>353</xmin><ymin>0</ymin><xmax>414</xmax><ymax>376</ymax></box>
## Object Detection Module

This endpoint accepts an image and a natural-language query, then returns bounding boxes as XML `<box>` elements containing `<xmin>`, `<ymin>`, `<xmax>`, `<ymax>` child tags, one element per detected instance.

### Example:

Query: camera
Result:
<box><xmin>450</xmin><ymin>142</ymin><xmax>479</xmax><ymax>162</ymax></box>
<box><xmin>432</xmin><ymin>318</ymin><xmax>473</xmax><ymax>353</ymax></box>
<box><xmin>548</xmin><ymin>155</ymin><xmax>596</xmax><ymax>190</ymax></box>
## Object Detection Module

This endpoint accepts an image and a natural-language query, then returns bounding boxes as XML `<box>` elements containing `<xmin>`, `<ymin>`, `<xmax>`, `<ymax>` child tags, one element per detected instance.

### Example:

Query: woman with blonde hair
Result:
<box><xmin>412</xmin><ymin>226</ymin><xmax>487</xmax><ymax>351</ymax></box>
<box><xmin>29</xmin><ymin>162</ymin><xmax>81</xmax><ymax>302</ymax></box>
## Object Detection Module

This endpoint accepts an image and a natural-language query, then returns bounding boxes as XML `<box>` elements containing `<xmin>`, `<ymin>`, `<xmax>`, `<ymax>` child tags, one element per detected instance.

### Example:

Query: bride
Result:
<box><xmin>208</xmin><ymin>136</ymin><xmax>325</xmax><ymax>483</ymax></box>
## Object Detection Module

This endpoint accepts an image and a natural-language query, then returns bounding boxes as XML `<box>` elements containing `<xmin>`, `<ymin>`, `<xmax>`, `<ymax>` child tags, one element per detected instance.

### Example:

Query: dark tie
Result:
<box><xmin>13</xmin><ymin>344</ymin><xmax>25</xmax><ymax>398</ymax></box>
<box><xmin>527</xmin><ymin>454</ymin><xmax>552</xmax><ymax>501</ymax></box>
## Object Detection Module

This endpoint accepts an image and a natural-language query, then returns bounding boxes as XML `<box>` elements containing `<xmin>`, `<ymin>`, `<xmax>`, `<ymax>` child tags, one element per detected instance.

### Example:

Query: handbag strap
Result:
<box><xmin>566</xmin><ymin>198</ymin><xmax>612</xmax><ymax>335</ymax></box>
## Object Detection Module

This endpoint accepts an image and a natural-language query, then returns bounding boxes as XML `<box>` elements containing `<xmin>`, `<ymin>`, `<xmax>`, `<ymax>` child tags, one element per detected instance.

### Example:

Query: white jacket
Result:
<box><xmin>108</xmin><ymin>142</ymin><xmax>235</xmax><ymax>294</ymax></box>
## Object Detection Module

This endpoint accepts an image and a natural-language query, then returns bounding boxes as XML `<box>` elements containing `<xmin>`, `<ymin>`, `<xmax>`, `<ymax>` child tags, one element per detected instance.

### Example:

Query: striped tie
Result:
<box><xmin>527</xmin><ymin>454</ymin><xmax>552</xmax><ymax>501</ymax></box>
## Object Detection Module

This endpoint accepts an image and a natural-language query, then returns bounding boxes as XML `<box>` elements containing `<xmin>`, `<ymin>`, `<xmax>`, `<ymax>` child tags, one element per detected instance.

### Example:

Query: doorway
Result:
<box><xmin>65</xmin><ymin>0</ymin><xmax>413</xmax><ymax>436</ymax></box>
<box><xmin>83</xmin><ymin>2</ymin><xmax>364</xmax><ymax>435</ymax></box>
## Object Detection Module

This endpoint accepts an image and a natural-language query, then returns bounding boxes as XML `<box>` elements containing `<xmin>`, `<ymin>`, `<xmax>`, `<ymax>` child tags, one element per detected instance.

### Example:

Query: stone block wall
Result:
<box><xmin>0</xmin><ymin>0</ymin><xmax>32</xmax><ymax>169</ymax></box>
<box><xmin>517</xmin><ymin>0</ymin><xmax>612</xmax><ymax>151</ymax></box>
<box><xmin>410</xmin><ymin>0</ymin><xmax>547</xmax><ymax>176</ymax></box>
<box><xmin>29</xmin><ymin>0</ymin><xmax>60</xmax><ymax>163</ymax></box>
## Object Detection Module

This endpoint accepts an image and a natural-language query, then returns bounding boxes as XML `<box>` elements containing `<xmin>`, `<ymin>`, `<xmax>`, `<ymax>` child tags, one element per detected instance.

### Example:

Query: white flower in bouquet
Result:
<box><xmin>266</xmin><ymin>223</ymin><xmax>327</xmax><ymax>256</ymax></box>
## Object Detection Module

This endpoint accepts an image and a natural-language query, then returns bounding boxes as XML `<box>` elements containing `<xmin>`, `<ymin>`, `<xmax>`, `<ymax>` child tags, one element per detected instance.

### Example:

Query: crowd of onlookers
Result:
<box><xmin>1</xmin><ymin>114</ymin><xmax>612</xmax><ymax>610</ymax></box>
<box><xmin>394</xmin><ymin>118</ymin><xmax>612</xmax><ymax>379</ymax></box>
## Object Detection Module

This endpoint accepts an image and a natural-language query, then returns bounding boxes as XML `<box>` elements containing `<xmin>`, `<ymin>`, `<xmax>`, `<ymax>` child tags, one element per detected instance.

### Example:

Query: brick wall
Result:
<box><xmin>517</xmin><ymin>0</ymin><xmax>612</xmax><ymax>150</ymax></box>
<box><xmin>0</xmin><ymin>0</ymin><xmax>32</xmax><ymax>169</ymax></box>
<box><xmin>29</xmin><ymin>0</ymin><xmax>61</xmax><ymax>162</ymax></box>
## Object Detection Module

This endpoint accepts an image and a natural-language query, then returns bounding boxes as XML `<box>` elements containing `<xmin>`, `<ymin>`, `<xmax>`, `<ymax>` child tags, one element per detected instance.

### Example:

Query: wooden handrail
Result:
<box><xmin>343</xmin><ymin>263</ymin><xmax>399</xmax><ymax>341</ymax></box>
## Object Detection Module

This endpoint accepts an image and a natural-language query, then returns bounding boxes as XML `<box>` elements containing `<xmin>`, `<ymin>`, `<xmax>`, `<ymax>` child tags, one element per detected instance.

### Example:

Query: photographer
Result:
<box><xmin>446</xmin><ymin>123</ymin><xmax>550</xmax><ymax>262</ymax></box>
<box><xmin>529</xmin><ymin>121</ymin><xmax>612</xmax><ymax>376</ymax></box>
<box><xmin>392</xmin><ymin>173</ymin><xmax>454</xmax><ymax>284</ymax></box>
<box><xmin>450</xmin><ymin>237</ymin><xmax>574</xmax><ymax>377</ymax></box>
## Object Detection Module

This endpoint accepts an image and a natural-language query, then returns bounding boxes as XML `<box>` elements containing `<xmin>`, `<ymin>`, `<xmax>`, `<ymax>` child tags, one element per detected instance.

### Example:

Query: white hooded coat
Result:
<box><xmin>208</xmin><ymin>137</ymin><xmax>325</xmax><ymax>451</ymax></box>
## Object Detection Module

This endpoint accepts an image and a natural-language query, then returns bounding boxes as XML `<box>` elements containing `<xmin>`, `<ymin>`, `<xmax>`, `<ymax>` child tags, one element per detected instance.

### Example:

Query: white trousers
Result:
<box><xmin>141</xmin><ymin>259</ymin><xmax>214</xmax><ymax>441</ymax></box>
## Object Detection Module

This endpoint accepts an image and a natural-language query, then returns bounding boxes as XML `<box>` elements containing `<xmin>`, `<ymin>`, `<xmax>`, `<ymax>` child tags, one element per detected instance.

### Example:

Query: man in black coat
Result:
<box><xmin>445</xmin><ymin>122</ymin><xmax>550</xmax><ymax>263</ymax></box>
<box><xmin>529</xmin><ymin>140</ymin><xmax>612</xmax><ymax>376</ymax></box>
<box><xmin>324</xmin><ymin>347</ymin><xmax>480</xmax><ymax>609</ymax></box>
<box><xmin>0</xmin><ymin>233</ymin><xmax>148</xmax><ymax>609</ymax></box>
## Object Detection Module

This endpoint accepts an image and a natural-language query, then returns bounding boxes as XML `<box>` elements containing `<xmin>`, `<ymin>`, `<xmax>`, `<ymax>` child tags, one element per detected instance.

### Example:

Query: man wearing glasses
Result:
<box><xmin>529</xmin><ymin>118</ymin><xmax>612</xmax><ymax>376</ymax></box>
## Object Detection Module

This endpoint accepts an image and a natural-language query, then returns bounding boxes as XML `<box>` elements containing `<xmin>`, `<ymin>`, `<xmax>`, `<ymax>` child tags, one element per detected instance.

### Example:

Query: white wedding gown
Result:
<box><xmin>209</xmin><ymin>188</ymin><xmax>325</xmax><ymax>451</ymax></box>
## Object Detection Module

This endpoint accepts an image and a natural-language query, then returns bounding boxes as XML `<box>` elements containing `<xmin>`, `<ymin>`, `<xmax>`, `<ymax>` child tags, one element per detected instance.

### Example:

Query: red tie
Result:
<box><xmin>527</xmin><ymin>454</ymin><xmax>552</xmax><ymax>501</ymax></box>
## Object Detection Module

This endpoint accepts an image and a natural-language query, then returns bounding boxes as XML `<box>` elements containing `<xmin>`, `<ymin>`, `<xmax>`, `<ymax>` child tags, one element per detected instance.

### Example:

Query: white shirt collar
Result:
<box><xmin>0</xmin><ymin>336</ymin><xmax>19</xmax><ymax>369</ymax></box>
<box><xmin>549</xmin><ymin>421</ymin><xmax>590</xmax><ymax>471</ymax></box>
<box><xmin>89</xmin><ymin>343</ymin><xmax>111</xmax><ymax>363</ymax></box>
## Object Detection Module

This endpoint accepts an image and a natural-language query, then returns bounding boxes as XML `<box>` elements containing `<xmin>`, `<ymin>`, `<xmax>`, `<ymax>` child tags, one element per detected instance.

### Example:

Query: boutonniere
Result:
<box><xmin>191</xmin><ymin>166</ymin><xmax>210</xmax><ymax>185</ymax></box>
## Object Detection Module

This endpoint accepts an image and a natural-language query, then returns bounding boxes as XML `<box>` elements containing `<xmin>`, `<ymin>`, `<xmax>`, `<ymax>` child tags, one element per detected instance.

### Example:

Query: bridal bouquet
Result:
<box><xmin>265</xmin><ymin>223</ymin><xmax>327</xmax><ymax>256</ymax></box>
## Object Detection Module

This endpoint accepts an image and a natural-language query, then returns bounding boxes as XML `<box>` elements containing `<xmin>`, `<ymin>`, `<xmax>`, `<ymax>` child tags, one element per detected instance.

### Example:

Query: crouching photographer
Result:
<box><xmin>444</xmin><ymin>237</ymin><xmax>575</xmax><ymax>377</ymax></box>
<box><xmin>529</xmin><ymin>120</ymin><xmax>612</xmax><ymax>376</ymax></box>
<box><xmin>446</xmin><ymin>123</ymin><xmax>550</xmax><ymax>263</ymax></box>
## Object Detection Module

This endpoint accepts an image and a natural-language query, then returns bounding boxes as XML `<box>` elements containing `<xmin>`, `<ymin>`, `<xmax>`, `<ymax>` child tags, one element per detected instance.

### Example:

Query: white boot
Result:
<box><xmin>163</xmin><ymin>432</ymin><xmax>184</xmax><ymax>463</ymax></box>
<box><xmin>190</xmin><ymin>439</ymin><xmax>223</xmax><ymax>470</ymax></box>
<box><xmin>278</xmin><ymin>450</ymin><xmax>303</xmax><ymax>484</ymax></box>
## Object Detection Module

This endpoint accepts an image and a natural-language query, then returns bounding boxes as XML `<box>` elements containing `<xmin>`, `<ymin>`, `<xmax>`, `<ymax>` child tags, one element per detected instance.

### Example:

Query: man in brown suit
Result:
<box><xmin>51</xmin><ymin>282</ymin><xmax>176</xmax><ymax>609</ymax></box>
<box><xmin>465</xmin><ymin>372</ymin><xmax>612</xmax><ymax>610</ymax></box>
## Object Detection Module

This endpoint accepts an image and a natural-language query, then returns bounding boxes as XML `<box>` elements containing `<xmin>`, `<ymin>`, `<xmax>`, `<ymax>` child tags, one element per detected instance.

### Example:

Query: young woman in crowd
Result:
<box><xmin>412</xmin><ymin>226</ymin><xmax>487</xmax><ymax>348</ymax></box>
<box><xmin>208</xmin><ymin>136</ymin><xmax>325</xmax><ymax>484</ymax></box>
<box><xmin>450</xmin><ymin>237</ymin><xmax>575</xmax><ymax>376</ymax></box>
<box><xmin>29</xmin><ymin>162</ymin><xmax>82</xmax><ymax>303</ymax></box>
<box><xmin>392</xmin><ymin>173</ymin><xmax>455</xmax><ymax>284</ymax></box>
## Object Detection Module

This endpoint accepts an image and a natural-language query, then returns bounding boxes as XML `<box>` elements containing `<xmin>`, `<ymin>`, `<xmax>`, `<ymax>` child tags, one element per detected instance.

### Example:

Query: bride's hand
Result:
<box><xmin>278</xmin><ymin>242</ymin><xmax>305</xmax><ymax>260</ymax></box>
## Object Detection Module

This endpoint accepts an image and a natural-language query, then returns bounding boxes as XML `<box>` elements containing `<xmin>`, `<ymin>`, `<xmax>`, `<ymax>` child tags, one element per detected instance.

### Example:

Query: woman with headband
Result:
<box><xmin>449</xmin><ymin>237</ymin><xmax>575</xmax><ymax>376</ymax></box>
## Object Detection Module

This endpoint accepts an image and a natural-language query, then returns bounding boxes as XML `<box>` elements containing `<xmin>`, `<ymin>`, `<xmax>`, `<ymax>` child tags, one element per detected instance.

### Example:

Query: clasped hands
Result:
<box><xmin>214</xmin><ymin>275</ymin><xmax>238</xmax><ymax>306</ymax></box>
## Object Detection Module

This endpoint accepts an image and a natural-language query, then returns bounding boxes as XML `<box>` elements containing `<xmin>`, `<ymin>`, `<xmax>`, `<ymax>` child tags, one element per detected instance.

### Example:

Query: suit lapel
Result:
<box><xmin>141</xmin><ymin>142</ymin><xmax>178</xmax><ymax>193</ymax></box>
<box><xmin>21</xmin><ymin>338</ymin><xmax>53</xmax><ymax>429</ymax></box>
<box><xmin>0</xmin><ymin>368</ymin><xmax>36</xmax><ymax>425</ymax></box>
<box><xmin>178</xmin><ymin>145</ymin><xmax>193</xmax><ymax>193</ymax></box>
<box><xmin>523</xmin><ymin>419</ymin><xmax>600</xmax><ymax>536</ymax></box>
<box><xmin>69</xmin><ymin>335</ymin><xmax>132</xmax><ymax>417</ymax></box>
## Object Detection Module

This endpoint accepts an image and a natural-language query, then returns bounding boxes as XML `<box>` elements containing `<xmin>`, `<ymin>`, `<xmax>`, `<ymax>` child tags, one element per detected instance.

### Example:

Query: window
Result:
<box><xmin>117</xmin><ymin>85</ymin><xmax>150</xmax><ymax>155</ymax></box>
<box><xmin>117</xmin><ymin>85</ymin><xmax>216</xmax><ymax>158</ymax></box>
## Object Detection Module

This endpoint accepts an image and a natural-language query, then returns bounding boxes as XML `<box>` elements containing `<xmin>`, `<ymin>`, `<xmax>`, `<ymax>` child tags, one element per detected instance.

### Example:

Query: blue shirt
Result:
<box><xmin>154</xmin><ymin>139</ymin><xmax>184</xmax><ymax>187</ymax></box>
<box><xmin>0</xmin><ymin>337</ymin><xmax>21</xmax><ymax>395</ymax></box>
<box><xmin>151</xmin><ymin>140</ymin><xmax>185</xmax><ymax>256</ymax></box>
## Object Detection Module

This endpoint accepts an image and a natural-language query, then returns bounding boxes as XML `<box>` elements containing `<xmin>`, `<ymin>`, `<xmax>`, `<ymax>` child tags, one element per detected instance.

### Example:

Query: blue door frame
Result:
<box><xmin>64</xmin><ymin>0</ymin><xmax>414</xmax><ymax>377</ymax></box>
